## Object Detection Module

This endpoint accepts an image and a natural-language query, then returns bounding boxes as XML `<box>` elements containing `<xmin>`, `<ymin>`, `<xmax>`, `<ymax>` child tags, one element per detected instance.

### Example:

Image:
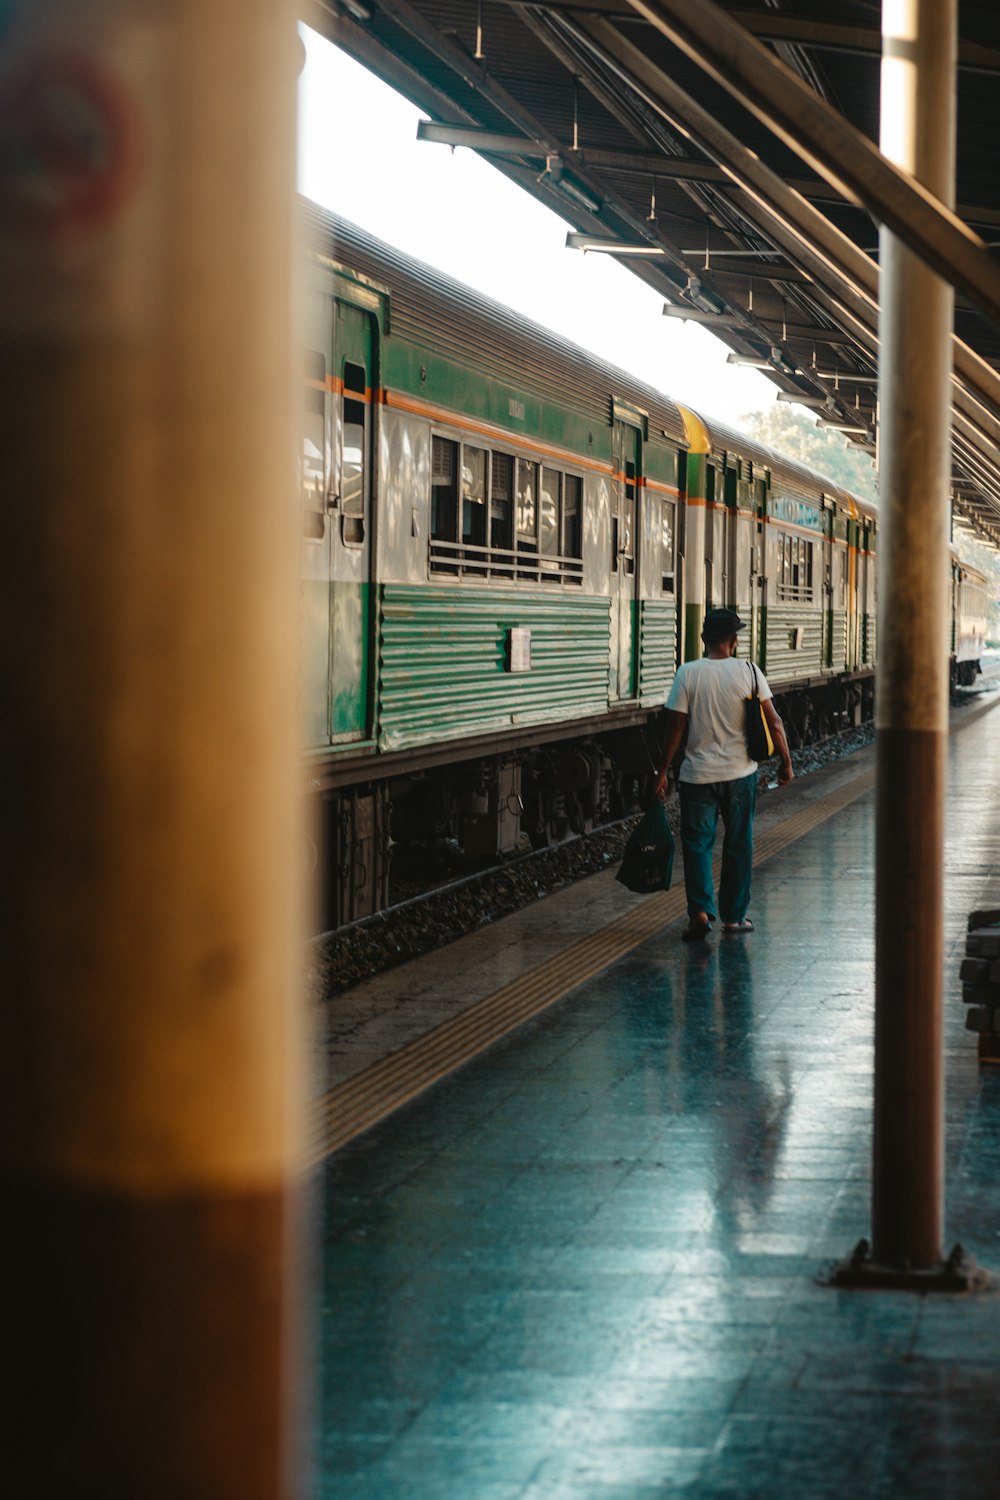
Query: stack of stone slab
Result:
<box><xmin>962</xmin><ymin>909</ymin><xmax>1000</xmax><ymax>1062</ymax></box>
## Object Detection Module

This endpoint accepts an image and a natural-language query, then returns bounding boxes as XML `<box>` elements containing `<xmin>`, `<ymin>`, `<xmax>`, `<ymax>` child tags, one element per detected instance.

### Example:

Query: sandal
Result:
<box><xmin>682</xmin><ymin>913</ymin><xmax>712</xmax><ymax>942</ymax></box>
<box><xmin>722</xmin><ymin>918</ymin><xmax>754</xmax><ymax>933</ymax></box>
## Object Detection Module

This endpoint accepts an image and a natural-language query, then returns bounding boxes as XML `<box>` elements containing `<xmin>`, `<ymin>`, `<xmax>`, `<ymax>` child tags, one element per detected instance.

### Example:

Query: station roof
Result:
<box><xmin>307</xmin><ymin>0</ymin><xmax>1000</xmax><ymax>546</ymax></box>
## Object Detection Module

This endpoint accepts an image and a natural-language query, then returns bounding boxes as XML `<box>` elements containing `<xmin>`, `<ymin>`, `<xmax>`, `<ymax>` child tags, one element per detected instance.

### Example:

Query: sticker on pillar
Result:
<box><xmin>0</xmin><ymin>48</ymin><xmax>144</xmax><ymax>245</ymax></box>
<box><xmin>0</xmin><ymin>30</ymin><xmax>159</xmax><ymax>339</ymax></box>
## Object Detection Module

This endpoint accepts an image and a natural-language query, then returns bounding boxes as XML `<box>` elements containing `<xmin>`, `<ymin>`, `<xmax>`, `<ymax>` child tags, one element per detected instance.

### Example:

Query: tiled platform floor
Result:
<box><xmin>317</xmin><ymin>703</ymin><xmax>1000</xmax><ymax>1498</ymax></box>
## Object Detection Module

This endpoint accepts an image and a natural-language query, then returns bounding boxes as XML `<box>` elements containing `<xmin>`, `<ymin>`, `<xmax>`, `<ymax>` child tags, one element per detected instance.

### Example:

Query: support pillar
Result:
<box><xmin>1</xmin><ymin>2</ymin><xmax>304</xmax><ymax>1493</ymax></box>
<box><xmin>871</xmin><ymin>0</ymin><xmax>953</xmax><ymax>1272</ymax></box>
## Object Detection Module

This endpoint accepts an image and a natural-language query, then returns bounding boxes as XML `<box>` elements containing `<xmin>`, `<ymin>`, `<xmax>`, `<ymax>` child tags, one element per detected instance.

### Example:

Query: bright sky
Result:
<box><xmin>296</xmin><ymin>25</ymin><xmax>777</xmax><ymax>431</ymax></box>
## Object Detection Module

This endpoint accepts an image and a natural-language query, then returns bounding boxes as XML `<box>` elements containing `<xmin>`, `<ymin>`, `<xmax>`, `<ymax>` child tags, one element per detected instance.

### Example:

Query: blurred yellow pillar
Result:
<box><xmin>0</xmin><ymin>2</ymin><xmax>304</xmax><ymax>1494</ymax></box>
<box><xmin>873</xmin><ymin>0</ymin><xmax>956</xmax><ymax>1270</ymax></box>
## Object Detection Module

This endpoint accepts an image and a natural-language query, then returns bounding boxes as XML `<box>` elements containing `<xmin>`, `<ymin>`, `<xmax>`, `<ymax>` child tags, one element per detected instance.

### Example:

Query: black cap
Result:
<box><xmin>702</xmin><ymin>608</ymin><xmax>747</xmax><ymax>642</ymax></box>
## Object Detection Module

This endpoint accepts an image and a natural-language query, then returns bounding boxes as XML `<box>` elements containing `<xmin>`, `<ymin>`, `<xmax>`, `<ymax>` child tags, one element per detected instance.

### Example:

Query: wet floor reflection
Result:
<box><xmin>320</xmin><ymin>707</ymin><xmax>1000</xmax><ymax>1497</ymax></box>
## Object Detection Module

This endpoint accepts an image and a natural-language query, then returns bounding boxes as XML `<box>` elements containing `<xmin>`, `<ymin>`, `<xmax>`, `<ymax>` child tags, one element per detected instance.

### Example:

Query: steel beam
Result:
<box><xmin>708</xmin><ymin>264</ymin><xmax>824</xmax><ymax>286</ymax></box>
<box><xmin>368</xmin><ymin>0</ymin><xmax>735</xmax><ymax>299</ymax></box>
<box><xmin>564</xmin><ymin>11</ymin><xmax>1000</xmax><ymax>514</ymax></box>
<box><xmin>324</xmin><ymin>0</ymin><xmax>1000</xmax><ymax>522</ymax></box>
<box><xmin>730</xmin><ymin>9</ymin><xmax>1000</xmax><ymax>74</ymax></box>
<box><xmin>622</xmin><ymin>0</ymin><xmax>1000</xmax><ymax>330</ymax></box>
<box><xmin>418</xmin><ymin>120</ymin><xmax>546</xmax><ymax>154</ymax></box>
<box><xmin>417</xmin><ymin>127</ymin><xmax>737</xmax><ymax>185</ymax></box>
<box><xmin>583</xmin><ymin>149</ymin><xmax>728</xmax><ymax>181</ymax></box>
<box><xmin>536</xmin><ymin>0</ymin><xmax>1000</xmax><ymax>72</ymax></box>
<box><xmin>755</xmin><ymin>319</ymin><xmax>855</xmax><ymax>346</ymax></box>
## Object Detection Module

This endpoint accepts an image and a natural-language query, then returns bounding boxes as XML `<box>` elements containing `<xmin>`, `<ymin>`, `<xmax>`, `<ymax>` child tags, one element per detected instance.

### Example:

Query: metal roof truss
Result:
<box><xmin>308</xmin><ymin>0</ymin><xmax>1000</xmax><ymax>545</ymax></box>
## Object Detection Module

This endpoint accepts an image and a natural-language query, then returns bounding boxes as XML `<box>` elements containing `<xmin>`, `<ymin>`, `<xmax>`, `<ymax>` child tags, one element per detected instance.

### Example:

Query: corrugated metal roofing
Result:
<box><xmin>304</xmin><ymin>202</ymin><xmax>689</xmax><ymax>445</ymax></box>
<box><xmin>311</xmin><ymin>0</ymin><xmax>1000</xmax><ymax>544</ymax></box>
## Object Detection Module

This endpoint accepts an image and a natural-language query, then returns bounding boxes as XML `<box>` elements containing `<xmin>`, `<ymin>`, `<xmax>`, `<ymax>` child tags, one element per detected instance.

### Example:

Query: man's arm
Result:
<box><xmin>654</xmin><ymin>709</ymin><xmax>688</xmax><ymax>798</ymax></box>
<box><xmin>762</xmin><ymin>699</ymin><xmax>794</xmax><ymax>786</ymax></box>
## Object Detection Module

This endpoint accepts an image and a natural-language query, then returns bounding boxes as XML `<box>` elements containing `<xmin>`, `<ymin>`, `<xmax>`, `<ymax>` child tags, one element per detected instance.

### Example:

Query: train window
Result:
<box><xmin>517</xmin><ymin>460</ymin><xmax>539</xmax><ymax>581</ymax></box>
<box><xmin>540</xmin><ymin>469</ymin><xmax>560</xmax><ymax>554</ymax></box>
<box><xmin>619</xmin><ymin>489</ymin><xmax>635</xmax><ymax>576</ymax></box>
<box><xmin>624</xmin><ymin>459</ymin><xmax>636</xmax><ymax>504</ymax></box>
<box><xmin>517</xmin><ymin>460</ymin><xmax>538</xmax><ymax>544</ymax></box>
<box><xmin>431</xmin><ymin>443</ymin><xmax>583</xmax><ymax>586</ymax></box>
<box><xmin>801</xmin><ymin>539</ymin><xmax>814</xmax><ymax>597</ymax></box>
<box><xmin>540</xmin><ymin>468</ymin><xmax>562</xmax><ymax>583</ymax></box>
<box><xmin>431</xmin><ymin>436</ymin><xmax>459</xmax><ymax>562</ymax></box>
<box><xmin>775</xmin><ymin>533</ymin><xmax>814</xmax><ymax>601</ymax></box>
<box><xmin>491</xmin><ymin>452</ymin><xmax>513</xmax><ymax>550</ymax></box>
<box><xmin>461</xmin><ymin>446</ymin><xmax>487</xmax><ymax>548</ymax></box>
<box><xmin>563</xmin><ymin>475</ymin><xmax>582</xmax><ymax>561</ymax></box>
<box><xmin>340</xmin><ymin>360</ymin><xmax>366</xmax><ymax>544</ymax></box>
<box><xmin>343</xmin><ymin>360</ymin><xmax>365</xmax><ymax>411</ymax></box>
<box><xmin>661</xmin><ymin>499</ymin><xmax>676</xmax><ymax>593</ymax></box>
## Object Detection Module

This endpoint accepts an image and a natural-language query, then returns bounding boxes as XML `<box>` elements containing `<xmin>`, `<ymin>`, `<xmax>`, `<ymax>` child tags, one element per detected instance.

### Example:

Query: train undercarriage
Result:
<box><xmin>313</xmin><ymin>670</ymin><xmax>878</xmax><ymax>933</ymax></box>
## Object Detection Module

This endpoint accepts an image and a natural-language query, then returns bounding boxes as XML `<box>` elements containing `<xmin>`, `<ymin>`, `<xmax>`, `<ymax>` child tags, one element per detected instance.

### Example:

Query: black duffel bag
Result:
<box><xmin>616</xmin><ymin>800</ymin><xmax>675</xmax><ymax>894</ymax></box>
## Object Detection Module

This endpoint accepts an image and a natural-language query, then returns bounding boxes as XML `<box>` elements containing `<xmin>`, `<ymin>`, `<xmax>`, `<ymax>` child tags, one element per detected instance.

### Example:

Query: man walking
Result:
<box><xmin>654</xmin><ymin>609</ymin><xmax>793</xmax><ymax>941</ymax></box>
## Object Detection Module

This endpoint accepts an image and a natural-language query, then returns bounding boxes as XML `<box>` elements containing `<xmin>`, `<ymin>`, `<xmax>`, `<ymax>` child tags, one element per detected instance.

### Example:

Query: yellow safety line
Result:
<box><xmin>305</xmin><ymin>767</ymin><xmax>876</xmax><ymax>1166</ymax></box>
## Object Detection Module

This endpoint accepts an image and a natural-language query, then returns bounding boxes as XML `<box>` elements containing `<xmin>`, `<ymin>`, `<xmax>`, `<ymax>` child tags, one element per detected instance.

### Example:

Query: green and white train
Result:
<box><xmin>301</xmin><ymin>204</ymin><xmax>987</xmax><ymax>926</ymax></box>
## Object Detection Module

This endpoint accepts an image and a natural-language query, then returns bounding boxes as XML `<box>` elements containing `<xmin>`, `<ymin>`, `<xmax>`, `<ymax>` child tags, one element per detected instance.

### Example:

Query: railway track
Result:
<box><xmin>312</xmin><ymin>668</ymin><xmax>1000</xmax><ymax>1000</ymax></box>
<box><xmin>310</xmin><ymin>719</ymin><xmax>878</xmax><ymax>998</ymax></box>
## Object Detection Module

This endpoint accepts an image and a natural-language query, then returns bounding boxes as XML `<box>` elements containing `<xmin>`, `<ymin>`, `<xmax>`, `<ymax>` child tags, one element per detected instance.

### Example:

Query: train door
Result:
<box><xmin>857</xmin><ymin>524</ymin><xmax>868</xmax><ymax>665</ymax></box>
<box><xmin>821</xmin><ymin>500</ymin><xmax>834</xmax><ymax>669</ymax></box>
<box><xmin>301</xmin><ymin>292</ymin><xmax>335</xmax><ymax>747</ymax></box>
<box><xmin>750</xmin><ymin>485</ymin><xmax>767</xmax><ymax>669</ymax></box>
<box><xmin>857</xmin><ymin>528</ymin><xmax>869</xmax><ymax>669</ymax></box>
<box><xmin>714</xmin><ymin>458</ymin><xmax>738</xmax><ymax>613</ymax></box>
<box><xmin>726</xmin><ymin>473</ymin><xmax>740</xmax><ymax>614</ymax></box>
<box><xmin>611</xmin><ymin>420</ymin><xmax>641</xmax><ymax>700</ymax></box>
<box><xmin>851</xmin><ymin>516</ymin><xmax>863</xmax><ymax>669</ymax></box>
<box><xmin>330</xmin><ymin>300</ymin><xmax>375</xmax><ymax>742</ymax></box>
<box><xmin>704</xmin><ymin>462</ymin><xmax>718</xmax><ymax>612</ymax></box>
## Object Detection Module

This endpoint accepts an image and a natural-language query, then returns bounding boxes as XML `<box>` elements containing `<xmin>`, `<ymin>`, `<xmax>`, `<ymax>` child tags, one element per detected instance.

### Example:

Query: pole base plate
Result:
<box><xmin>823</xmin><ymin>1240</ymin><xmax>991</xmax><ymax>1292</ymax></box>
<box><xmin>978</xmin><ymin>1032</ymin><xmax>1000</xmax><ymax>1064</ymax></box>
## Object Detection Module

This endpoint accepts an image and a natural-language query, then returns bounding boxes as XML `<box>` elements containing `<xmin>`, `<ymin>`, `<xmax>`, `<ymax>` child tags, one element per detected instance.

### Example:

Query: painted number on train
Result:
<box><xmin>769</xmin><ymin>496</ymin><xmax>823</xmax><ymax>531</ymax></box>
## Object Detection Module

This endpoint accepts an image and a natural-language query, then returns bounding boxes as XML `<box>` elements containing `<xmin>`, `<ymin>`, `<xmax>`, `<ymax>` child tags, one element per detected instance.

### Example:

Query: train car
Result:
<box><xmin>302</xmin><ymin>207</ymin><xmax>689</xmax><ymax>920</ymax></box>
<box><xmin>952</xmin><ymin>553</ymin><xmax>989</xmax><ymax>686</ymax></box>
<box><xmin>299</xmin><ymin>207</ymin><xmax>977</xmax><ymax>927</ymax></box>
<box><xmin>676</xmin><ymin>411</ymin><xmax>878</xmax><ymax>743</ymax></box>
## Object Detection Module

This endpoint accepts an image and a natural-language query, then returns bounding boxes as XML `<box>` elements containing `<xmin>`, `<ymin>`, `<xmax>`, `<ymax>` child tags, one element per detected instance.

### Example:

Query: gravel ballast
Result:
<box><xmin>310</xmin><ymin>722</ymin><xmax>878</xmax><ymax>1001</ymax></box>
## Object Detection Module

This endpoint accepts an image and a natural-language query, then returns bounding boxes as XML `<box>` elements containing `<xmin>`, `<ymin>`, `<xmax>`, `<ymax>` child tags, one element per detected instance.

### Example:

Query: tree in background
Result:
<box><xmin>741</xmin><ymin>403</ymin><xmax>1000</xmax><ymax>643</ymax></box>
<box><xmin>739</xmin><ymin>402</ymin><xmax>878</xmax><ymax>504</ymax></box>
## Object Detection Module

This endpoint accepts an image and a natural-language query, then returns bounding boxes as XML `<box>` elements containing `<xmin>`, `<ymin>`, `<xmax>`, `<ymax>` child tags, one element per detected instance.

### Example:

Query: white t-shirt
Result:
<box><xmin>665</xmin><ymin>656</ymin><xmax>773</xmax><ymax>784</ymax></box>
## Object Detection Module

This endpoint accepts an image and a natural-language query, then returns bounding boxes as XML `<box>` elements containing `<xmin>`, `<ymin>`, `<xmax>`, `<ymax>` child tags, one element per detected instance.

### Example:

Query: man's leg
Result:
<box><xmin>679</xmin><ymin>782</ymin><xmax>721</xmax><ymax>921</ymax></box>
<box><xmin>718</xmin><ymin>772</ymin><xmax>758</xmax><ymax>925</ymax></box>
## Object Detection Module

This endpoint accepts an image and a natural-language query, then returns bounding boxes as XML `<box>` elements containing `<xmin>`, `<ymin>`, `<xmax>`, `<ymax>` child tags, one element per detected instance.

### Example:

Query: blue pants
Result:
<box><xmin>678</xmin><ymin>773</ymin><xmax>757</xmax><ymax>924</ymax></box>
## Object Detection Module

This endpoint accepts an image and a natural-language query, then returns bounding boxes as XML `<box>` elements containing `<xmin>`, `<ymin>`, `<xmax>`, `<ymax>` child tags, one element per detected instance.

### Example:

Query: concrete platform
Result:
<box><xmin>316</xmin><ymin>698</ymin><xmax>1000</xmax><ymax>1498</ymax></box>
<box><xmin>315</xmin><ymin>736</ymin><xmax>878</xmax><ymax>1094</ymax></box>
